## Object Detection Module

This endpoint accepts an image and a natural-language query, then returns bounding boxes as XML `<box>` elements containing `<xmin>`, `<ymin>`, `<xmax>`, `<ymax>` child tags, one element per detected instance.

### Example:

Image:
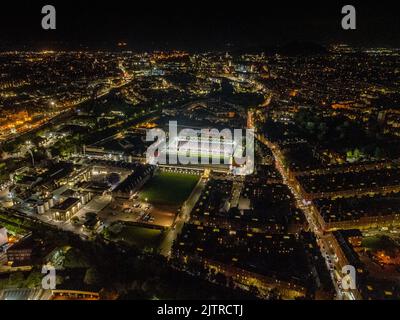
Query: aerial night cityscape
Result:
<box><xmin>0</xmin><ymin>0</ymin><xmax>400</xmax><ymax>309</ymax></box>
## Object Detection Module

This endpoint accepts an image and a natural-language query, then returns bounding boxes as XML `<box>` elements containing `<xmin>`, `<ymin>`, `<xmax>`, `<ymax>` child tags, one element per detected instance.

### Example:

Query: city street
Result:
<box><xmin>257</xmin><ymin>134</ymin><xmax>356</xmax><ymax>300</ymax></box>
<box><xmin>159</xmin><ymin>176</ymin><xmax>207</xmax><ymax>257</ymax></box>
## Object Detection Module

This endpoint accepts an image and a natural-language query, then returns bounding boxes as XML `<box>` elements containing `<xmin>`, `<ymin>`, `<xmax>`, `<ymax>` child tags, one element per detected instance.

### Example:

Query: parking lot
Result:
<box><xmin>97</xmin><ymin>196</ymin><xmax>176</xmax><ymax>228</ymax></box>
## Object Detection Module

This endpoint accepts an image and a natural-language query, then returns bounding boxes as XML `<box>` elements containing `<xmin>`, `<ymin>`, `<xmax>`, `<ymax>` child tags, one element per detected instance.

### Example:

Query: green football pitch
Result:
<box><xmin>139</xmin><ymin>171</ymin><xmax>199</xmax><ymax>205</ymax></box>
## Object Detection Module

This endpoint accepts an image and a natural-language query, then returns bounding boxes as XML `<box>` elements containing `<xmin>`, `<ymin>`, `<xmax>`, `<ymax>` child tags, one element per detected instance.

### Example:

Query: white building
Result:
<box><xmin>0</xmin><ymin>226</ymin><xmax>8</xmax><ymax>246</ymax></box>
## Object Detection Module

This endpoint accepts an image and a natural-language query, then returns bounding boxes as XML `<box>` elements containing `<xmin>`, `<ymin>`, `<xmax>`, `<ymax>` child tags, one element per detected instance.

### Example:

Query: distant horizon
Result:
<box><xmin>1</xmin><ymin>1</ymin><xmax>399</xmax><ymax>50</ymax></box>
<box><xmin>1</xmin><ymin>41</ymin><xmax>400</xmax><ymax>54</ymax></box>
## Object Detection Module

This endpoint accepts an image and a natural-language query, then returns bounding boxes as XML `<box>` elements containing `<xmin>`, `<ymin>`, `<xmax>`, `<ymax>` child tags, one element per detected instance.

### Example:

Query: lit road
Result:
<box><xmin>257</xmin><ymin>134</ymin><xmax>358</xmax><ymax>300</ymax></box>
<box><xmin>2</xmin><ymin>70</ymin><xmax>133</xmax><ymax>144</ymax></box>
<box><xmin>159</xmin><ymin>177</ymin><xmax>206</xmax><ymax>257</ymax></box>
<box><xmin>230</xmin><ymin>176</ymin><xmax>245</xmax><ymax>208</ymax></box>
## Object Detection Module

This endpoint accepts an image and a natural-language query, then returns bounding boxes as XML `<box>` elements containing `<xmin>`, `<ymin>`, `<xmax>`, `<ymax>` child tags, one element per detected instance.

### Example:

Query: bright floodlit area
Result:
<box><xmin>100</xmin><ymin>170</ymin><xmax>201</xmax><ymax>253</ymax></box>
<box><xmin>98</xmin><ymin>170</ymin><xmax>200</xmax><ymax>228</ymax></box>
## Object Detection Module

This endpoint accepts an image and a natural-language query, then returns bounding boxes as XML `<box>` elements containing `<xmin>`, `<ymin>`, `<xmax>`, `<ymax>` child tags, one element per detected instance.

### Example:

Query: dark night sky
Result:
<box><xmin>0</xmin><ymin>0</ymin><xmax>399</xmax><ymax>50</ymax></box>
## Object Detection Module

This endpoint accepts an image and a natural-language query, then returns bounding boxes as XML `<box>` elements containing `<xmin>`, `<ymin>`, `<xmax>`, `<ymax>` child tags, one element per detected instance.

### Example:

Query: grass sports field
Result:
<box><xmin>118</xmin><ymin>225</ymin><xmax>163</xmax><ymax>250</ymax></box>
<box><xmin>361</xmin><ymin>235</ymin><xmax>399</xmax><ymax>252</ymax></box>
<box><xmin>104</xmin><ymin>223</ymin><xmax>163</xmax><ymax>252</ymax></box>
<box><xmin>139</xmin><ymin>171</ymin><xmax>199</xmax><ymax>206</ymax></box>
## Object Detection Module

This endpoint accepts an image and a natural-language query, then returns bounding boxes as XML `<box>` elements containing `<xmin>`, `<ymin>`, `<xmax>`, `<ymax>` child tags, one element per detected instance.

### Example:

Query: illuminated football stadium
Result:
<box><xmin>173</xmin><ymin>132</ymin><xmax>237</xmax><ymax>161</ymax></box>
<box><xmin>146</xmin><ymin>128</ymin><xmax>244</xmax><ymax>167</ymax></box>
